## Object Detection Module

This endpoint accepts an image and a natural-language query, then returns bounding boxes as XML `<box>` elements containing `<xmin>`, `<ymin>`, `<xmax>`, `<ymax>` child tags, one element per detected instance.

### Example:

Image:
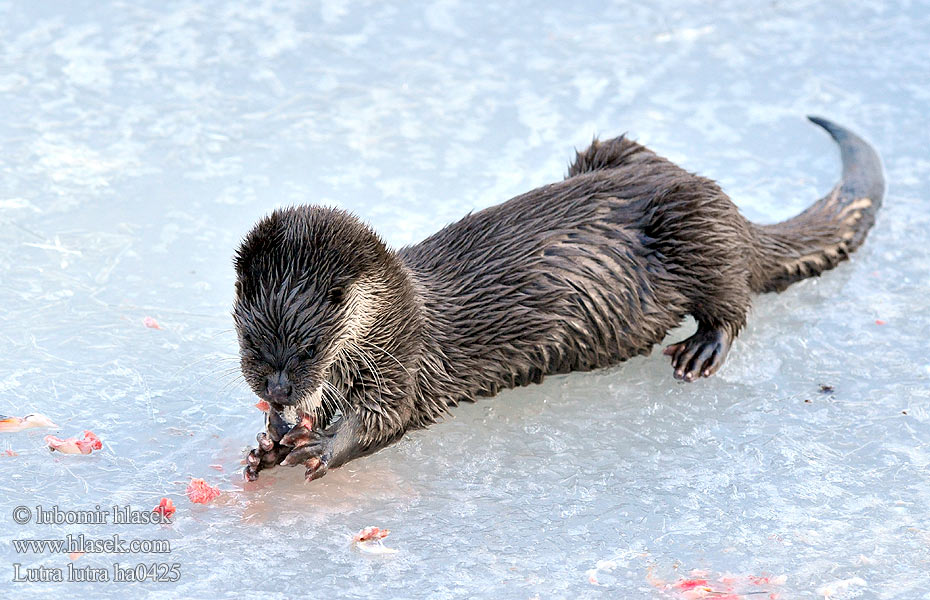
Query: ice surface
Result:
<box><xmin>1</xmin><ymin>1</ymin><xmax>928</xmax><ymax>598</ymax></box>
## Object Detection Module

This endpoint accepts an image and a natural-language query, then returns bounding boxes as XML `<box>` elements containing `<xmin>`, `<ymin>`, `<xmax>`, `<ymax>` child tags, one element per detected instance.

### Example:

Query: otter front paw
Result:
<box><xmin>279</xmin><ymin>417</ymin><xmax>334</xmax><ymax>482</ymax></box>
<box><xmin>243</xmin><ymin>432</ymin><xmax>290</xmax><ymax>482</ymax></box>
<box><xmin>664</xmin><ymin>327</ymin><xmax>732</xmax><ymax>381</ymax></box>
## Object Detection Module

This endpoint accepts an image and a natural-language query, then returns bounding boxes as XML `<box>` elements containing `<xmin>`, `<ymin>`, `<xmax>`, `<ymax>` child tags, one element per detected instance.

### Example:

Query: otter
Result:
<box><xmin>236</xmin><ymin>116</ymin><xmax>884</xmax><ymax>482</ymax></box>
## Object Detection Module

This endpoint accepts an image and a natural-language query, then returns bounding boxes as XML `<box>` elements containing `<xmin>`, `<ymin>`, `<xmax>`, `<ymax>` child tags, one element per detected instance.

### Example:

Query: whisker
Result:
<box><xmin>321</xmin><ymin>380</ymin><xmax>350</xmax><ymax>416</ymax></box>
<box><xmin>186</xmin><ymin>366</ymin><xmax>240</xmax><ymax>389</ymax></box>
<box><xmin>220</xmin><ymin>376</ymin><xmax>248</xmax><ymax>394</ymax></box>
<box><xmin>345</xmin><ymin>341</ymin><xmax>385</xmax><ymax>405</ymax></box>
<box><xmin>349</xmin><ymin>341</ymin><xmax>385</xmax><ymax>392</ymax></box>
<box><xmin>172</xmin><ymin>353</ymin><xmax>240</xmax><ymax>379</ymax></box>
<box><xmin>359</xmin><ymin>340</ymin><xmax>412</xmax><ymax>379</ymax></box>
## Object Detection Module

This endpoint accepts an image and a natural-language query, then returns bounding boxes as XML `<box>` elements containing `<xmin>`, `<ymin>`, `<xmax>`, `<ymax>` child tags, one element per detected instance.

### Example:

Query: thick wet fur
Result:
<box><xmin>236</xmin><ymin>116</ymin><xmax>885</xmax><ymax>481</ymax></box>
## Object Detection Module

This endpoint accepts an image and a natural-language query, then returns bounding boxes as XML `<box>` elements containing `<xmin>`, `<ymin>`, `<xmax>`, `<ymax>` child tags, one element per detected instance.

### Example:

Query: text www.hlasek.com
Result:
<box><xmin>12</xmin><ymin>535</ymin><xmax>177</xmax><ymax>583</ymax></box>
<box><xmin>13</xmin><ymin>534</ymin><xmax>170</xmax><ymax>555</ymax></box>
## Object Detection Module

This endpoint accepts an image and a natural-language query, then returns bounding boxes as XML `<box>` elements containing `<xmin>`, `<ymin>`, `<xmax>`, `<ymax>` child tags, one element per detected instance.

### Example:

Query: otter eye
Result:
<box><xmin>328</xmin><ymin>286</ymin><xmax>345</xmax><ymax>304</ymax></box>
<box><xmin>300</xmin><ymin>341</ymin><xmax>317</xmax><ymax>361</ymax></box>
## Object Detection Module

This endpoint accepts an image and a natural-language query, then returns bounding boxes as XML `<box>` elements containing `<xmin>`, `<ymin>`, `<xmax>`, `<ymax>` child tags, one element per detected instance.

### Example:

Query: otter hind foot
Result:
<box><xmin>664</xmin><ymin>326</ymin><xmax>732</xmax><ymax>381</ymax></box>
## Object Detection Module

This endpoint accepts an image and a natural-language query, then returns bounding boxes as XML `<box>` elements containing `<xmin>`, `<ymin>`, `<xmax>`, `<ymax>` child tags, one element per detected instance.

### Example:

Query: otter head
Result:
<box><xmin>233</xmin><ymin>206</ymin><xmax>403</xmax><ymax>422</ymax></box>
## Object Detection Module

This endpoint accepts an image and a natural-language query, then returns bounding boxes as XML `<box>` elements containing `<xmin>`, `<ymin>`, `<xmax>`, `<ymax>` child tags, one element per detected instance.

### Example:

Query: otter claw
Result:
<box><xmin>305</xmin><ymin>458</ymin><xmax>327</xmax><ymax>482</ymax></box>
<box><xmin>280</xmin><ymin>414</ymin><xmax>316</xmax><ymax>448</ymax></box>
<box><xmin>280</xmin><ymin>444</ymin><xmax>324</xmax><ymax>467</ymax></box>
<box><xmin>280</xmin><ymin>427</ymin><xmax>311</xmax><ymax>448</ymax></box>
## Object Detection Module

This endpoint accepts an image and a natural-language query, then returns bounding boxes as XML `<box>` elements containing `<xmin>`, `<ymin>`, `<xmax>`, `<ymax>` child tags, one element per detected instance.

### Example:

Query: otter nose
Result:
<box><xmin>265</xmin><ymin>372</ymin><xmax>294</xmax><ymax>405</ymax></box>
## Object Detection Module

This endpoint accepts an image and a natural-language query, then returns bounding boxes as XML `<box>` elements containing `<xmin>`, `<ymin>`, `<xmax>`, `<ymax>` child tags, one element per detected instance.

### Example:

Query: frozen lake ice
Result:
<box><xmin>1</xmin><ymin>1</ymin><xmax>928</xmax><ymax>598</ymax></box>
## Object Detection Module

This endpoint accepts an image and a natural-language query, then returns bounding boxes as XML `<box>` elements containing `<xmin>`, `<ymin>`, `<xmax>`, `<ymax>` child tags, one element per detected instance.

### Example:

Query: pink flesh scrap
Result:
<box><xmin>186</xmin><ymin>478</ymin><xmax>221</xmax><ymax>504</ymax></box>
<box><xmin>45</xmin><ymin>431</ymin><xmax>102</xmax><ymax>454</ymax></box>
<box><xmin>143</xmin><ymin>316</ymin><xmax>162</xmax><ymax>329</ymax></box>
<box><xmin>353</xmin><ymin>526</ymin><xmax>390</xmax><ymax>543</ymax></box>
<box><xmin>0</xmin><ymin>413</ymin><xmax>59</xmax><ymax>432</ymax></box>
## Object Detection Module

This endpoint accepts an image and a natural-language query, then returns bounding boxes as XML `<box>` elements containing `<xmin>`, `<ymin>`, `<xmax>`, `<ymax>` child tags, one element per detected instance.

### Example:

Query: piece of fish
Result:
<box><xmin>353</xmin><ymin>526</ymin><xmax>397</xmax><ymax>555</ymax></box>
<box><xmin>0</xmin><ymin>413</ymin><xmax>59</xmax><ymax>433</ymax></box>
<box><xmin>153</xmin><ymin>497</ymin><xmax>176</xmax><ymax>519</ymax></box>
<box><xmin>186</xmin><ymin>478</ymin><xmax>221</xmax><ymax>503</ymax></box>
<box><xmin>45</xmin><ymin>431</ymin><xmax>102</xmax><ymax>454</ymax></box>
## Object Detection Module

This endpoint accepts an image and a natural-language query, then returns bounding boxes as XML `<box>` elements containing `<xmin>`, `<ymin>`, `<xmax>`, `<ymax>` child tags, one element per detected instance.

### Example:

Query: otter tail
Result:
<box><xmin>750</xmin><ymin>116</ymin><xmax>885</xmax><ymax>293</ymax></box>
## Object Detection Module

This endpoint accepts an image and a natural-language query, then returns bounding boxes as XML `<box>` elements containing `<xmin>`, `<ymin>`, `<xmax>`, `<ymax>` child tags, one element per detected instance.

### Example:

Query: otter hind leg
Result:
<box><xmin>664</xmin><ymin>325</ymin><xmax>732</xmax><ymax>381</ymax></box>
<box><xmin>654</xmin><ymin>212</ymin><xmax>752</xmax><ymax>382</ymax></box>
<box><xmin>662</xmin><ymin>270</ymin><xmax>749</xmax><ymax>381</ymax></box>
<box><xmin>663</xmin><ymin>274</ymin><xmax>748</xmax><ymax>382</ymax></box>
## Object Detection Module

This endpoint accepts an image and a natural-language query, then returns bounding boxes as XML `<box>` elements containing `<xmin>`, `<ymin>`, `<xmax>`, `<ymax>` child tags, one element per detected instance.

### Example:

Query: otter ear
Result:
<box><xmin>328</xmin><ymin>285</ymin><xmax>345</xmax><ymax>305</ymax></box>
<box><xmin>328</xmin><ymin>275</ymin><xmax>354</xmax><ymax>305</ymax></box>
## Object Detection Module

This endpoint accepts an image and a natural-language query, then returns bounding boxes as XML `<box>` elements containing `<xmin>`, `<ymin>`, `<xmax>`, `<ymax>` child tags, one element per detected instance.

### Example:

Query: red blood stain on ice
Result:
<box><xmin>875</xmin><ymin>319</ymin><xmax>887</xmax><ymax>325</ymax></box>
<box><xmin>747</xmin><ymin>575</ymin><xmax>786</xmax><ymax>586</ymax></box>
<box><xmin>186</xmin><ymin>478</ymin><xmax>221</xmax><ymax>504</ymax></box>
<box><xmin>209</xmin><ymin>463</ymin><xmax>224</xmax><ymax>471</ymax></box>
<box><xmin>649</xmin><ymin>569</ymin><xmax>786</xmax><ymax>599</ymax></box>
<box><xmin>3</xmin><ymin>449</ymin><xmax>18</xmax><ymax>456</ymax></box>
<box><xmin>255</xmin><ymin>400</ymin><xmax>270</xmax><ymax>412</ymax></box>
<box><xmin>675</xmin><ymin>579</ymin><xmax>710</xmax><ymax>591</ymax></box>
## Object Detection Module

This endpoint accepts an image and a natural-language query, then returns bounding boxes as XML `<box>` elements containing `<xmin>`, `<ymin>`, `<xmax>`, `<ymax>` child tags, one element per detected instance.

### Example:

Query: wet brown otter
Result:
<box><xmin>236</xmin><ymin>116</ymin><xmax>884</xmax><ymax>482</ymax></box>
